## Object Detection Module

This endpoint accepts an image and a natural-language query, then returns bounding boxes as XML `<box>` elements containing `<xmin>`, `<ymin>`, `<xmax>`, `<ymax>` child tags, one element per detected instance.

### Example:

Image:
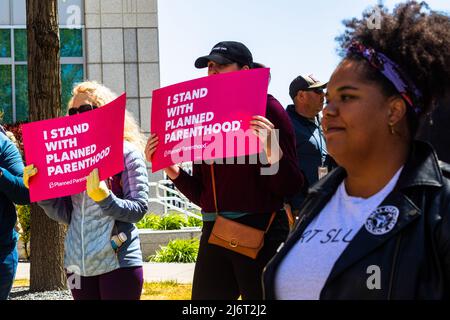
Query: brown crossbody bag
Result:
<box><xmin>207</xmin><ymin>164</ymin><xmax>276</xmax><ymax>259</ymax></box>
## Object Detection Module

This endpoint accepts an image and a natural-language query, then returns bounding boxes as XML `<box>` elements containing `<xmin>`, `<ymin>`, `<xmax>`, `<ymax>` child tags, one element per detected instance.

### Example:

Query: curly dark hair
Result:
<box><xmin>336</xmin><ymin>1</ymin><xmax>450</xmax><ymax>127</ymax></box>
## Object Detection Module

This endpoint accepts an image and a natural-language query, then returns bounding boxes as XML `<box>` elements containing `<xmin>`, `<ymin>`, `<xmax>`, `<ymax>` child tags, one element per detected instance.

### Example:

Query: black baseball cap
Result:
<box><xmin>289</xmin><ymin>74</ymin><xmax>327</xmax><ymax>100</ymax></box>
<box><xmin>195</xmin><ymin>41</ymin><xmax>253</xmax><ymax>69</ymax></box>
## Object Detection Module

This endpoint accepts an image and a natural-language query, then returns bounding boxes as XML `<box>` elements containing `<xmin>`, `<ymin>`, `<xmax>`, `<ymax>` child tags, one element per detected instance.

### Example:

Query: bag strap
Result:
<box><xmin>265</xmin><ymin>212</ymin><xmax>276</xmax><ymax>233</ymax></box>
<box><xmin>210</xmin><ymin>164</ymin><xmax>219</xmax><ymax>214</ymax></box>
<box><xmin>211</xmin><ymin>163</ymin><xmax>276</xmax><ymax>233</ymax></box>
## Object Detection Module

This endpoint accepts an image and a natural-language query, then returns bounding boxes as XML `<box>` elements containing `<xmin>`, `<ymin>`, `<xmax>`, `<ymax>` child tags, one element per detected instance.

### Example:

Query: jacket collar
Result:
<box><xmin>286</xmin><ymin>104</ymin><xmax>318</xmax><ymax>127</ymax></box>
<box><xmin>309</xmin><ymin>140</ymin><xmax>443</xmax><ymax>196</ymax></box>
<box><xmin>396</xmin><ymin>140</ymin><xmax>443</xmax><ymax>189</ymax></box>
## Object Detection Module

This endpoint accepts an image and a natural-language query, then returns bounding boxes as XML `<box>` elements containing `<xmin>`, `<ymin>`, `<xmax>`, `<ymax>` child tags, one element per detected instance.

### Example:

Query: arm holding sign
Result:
<box><xmin>145</xmin><ymin>134</ymin><xmax>180</xmax><ymax>179</ymax></box>
<box><xmin>95</xmin><ymin>143</ymin><xmax>149</xmax><ymax>223</ymax></box>
<box><xmin>260</xmin><ymin>95</ymin><xmax>304</xmax><ymax>198</ymax></box>
<box><xmin>145</xmin><ymin>134</ymin><xmax>204</xmax><ymax>206</ymax></box>
<box><xmin>250</xmin><ymin>115</ymin><xmax>283</xmax><ymax>165</ymax></box>
<box><xmin>37</xmin><ymin>197</ymin><xmax>72</xmax><ymax>225</ymax></box>
<box><xmin>23</xmin><ymin>164</ymin><xmax>72</xmax><ymax>224</ymax></box>
<box><xmin>0</xmin><ymin>138</ymin><xmax>30</xmax><ymax>205</ymax></box>
<box><xmin>169</xmin><ymin>164</ymin><xmax>204</xmax><ymax>207</ymax></box>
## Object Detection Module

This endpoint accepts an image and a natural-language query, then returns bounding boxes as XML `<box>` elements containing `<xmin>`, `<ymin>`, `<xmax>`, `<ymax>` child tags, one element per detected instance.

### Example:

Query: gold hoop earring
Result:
<box><xmin>389</xmin><ymin>123</ymin><xmax>396</xmax><ymax>135</ymax></box>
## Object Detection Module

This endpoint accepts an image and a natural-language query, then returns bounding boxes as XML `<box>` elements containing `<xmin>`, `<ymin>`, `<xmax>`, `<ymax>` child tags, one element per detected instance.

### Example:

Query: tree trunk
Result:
<box><xmin>26</xmin><ymin>0</ymin><xmax>67</xmax><ymax>292</ymax></box>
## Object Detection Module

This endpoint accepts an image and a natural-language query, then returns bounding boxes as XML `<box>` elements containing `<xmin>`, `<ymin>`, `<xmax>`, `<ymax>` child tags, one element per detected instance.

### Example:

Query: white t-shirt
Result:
<box><xmin>274</xmin><ymin>167</ymin><xmax>403</xmax><ymax>300</ymax></box>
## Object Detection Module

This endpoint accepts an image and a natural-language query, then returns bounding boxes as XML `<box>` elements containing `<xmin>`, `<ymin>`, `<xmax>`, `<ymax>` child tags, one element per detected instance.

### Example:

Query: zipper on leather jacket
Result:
<box><xmin>294</xmin><ymin>213</ymin><xmax>306</xmax><ymax>229</ymax></box>
<box><xmin>388</xmin><ymin>234</ymin><xmax>402</xmax><ymax>300</ymax></box>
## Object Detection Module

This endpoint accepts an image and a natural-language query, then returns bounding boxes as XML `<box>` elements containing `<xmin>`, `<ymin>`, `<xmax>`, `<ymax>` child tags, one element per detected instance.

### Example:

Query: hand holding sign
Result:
<box><xmin>145</xmin><ymin>133</ymin><xmax>181</xmax><ymax>180</ymax></box>
<box><xmin>86</xmin><ymin>168</ymin><xmax>110</xmax><ymax>202</ymax></box>
<box><xmin>144</xmin><ymin>133</ymin><xmax>159</xmax><ymax>161</ymax></box>
<box><xmin>250</xmin><ymin>115</ymin><xmax>275</xmax><ymax>144</ymax></box>
<box><xmin>23</xmin><ymin>164</ymin><xmax>37</xmax><ymax>189</ymax></box>
<box><xmin>250</xmin><ymin>115</ymin><xmax>283</xmax><ymax>164</ymax></box>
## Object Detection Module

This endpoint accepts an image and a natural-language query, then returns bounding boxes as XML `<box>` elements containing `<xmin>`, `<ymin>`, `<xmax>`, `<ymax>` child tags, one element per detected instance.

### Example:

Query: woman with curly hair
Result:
<box><xmin>263</xmin><ymin>1</ymin><xmax>450</xmax><ymax>299</ymax></box>
<box><xmin>23</xmin><ymin>81</ymin><xmax>149</xmax><ymax>300</ymax></box>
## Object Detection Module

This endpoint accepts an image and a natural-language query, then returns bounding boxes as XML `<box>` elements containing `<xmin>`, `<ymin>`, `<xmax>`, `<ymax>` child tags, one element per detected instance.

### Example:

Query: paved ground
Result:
<box><xmin>16</xmin><ymin>262</ymin><xmax>195</xmax><ymax>284</ymax></box>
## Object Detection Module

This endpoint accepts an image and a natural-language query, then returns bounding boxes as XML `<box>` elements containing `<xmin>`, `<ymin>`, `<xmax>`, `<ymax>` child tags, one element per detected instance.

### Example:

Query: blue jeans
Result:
<box><xmin>0</xmin><ymin>245</ymin><xmax>18</xmax><ymax>300</ymax></box>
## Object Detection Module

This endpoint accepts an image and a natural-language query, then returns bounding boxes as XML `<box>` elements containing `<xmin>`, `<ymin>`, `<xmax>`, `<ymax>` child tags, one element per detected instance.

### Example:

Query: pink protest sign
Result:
<box><xmin>151</xmin><ymin>68</ymin><xmax>270</xmax><ymax>172</ymax></box>
<box><xmin>22</xmin><ymin>93</ymin><xmax>126</xmax><ymax>202</ymax></box>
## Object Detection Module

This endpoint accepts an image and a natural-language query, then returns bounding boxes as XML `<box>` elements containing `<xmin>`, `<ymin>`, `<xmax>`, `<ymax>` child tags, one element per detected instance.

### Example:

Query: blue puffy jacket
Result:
<box><xmin>38</xmin><ymin>141</ymin><xmax>149</xmax><ymax>276</ymax></box>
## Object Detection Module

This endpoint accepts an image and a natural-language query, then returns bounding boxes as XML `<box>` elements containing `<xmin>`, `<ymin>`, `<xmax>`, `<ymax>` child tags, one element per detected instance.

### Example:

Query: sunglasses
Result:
<box><xmin>68</xmin><ymin>104</ymin><xmax>98</xmax><ymax>115</ymax></box>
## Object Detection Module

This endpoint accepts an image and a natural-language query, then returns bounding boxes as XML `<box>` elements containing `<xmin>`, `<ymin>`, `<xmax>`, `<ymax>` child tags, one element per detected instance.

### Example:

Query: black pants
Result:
<box><xmin>192</xmin><ymin>211</ymin><xmax>289</xmax><ymax>300</ymax></box>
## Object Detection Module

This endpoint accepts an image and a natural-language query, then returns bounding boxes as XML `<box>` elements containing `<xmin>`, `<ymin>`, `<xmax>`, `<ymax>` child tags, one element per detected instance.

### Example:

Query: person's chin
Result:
<box><xmin>326</xmin><ymin>141</ymin><xmax>346</xmax><ymax>164</ymax></box>
<box><xmin>324</xmin><ymin>130</ymin><xmax>346</xmax><ymax>153</ymax></box>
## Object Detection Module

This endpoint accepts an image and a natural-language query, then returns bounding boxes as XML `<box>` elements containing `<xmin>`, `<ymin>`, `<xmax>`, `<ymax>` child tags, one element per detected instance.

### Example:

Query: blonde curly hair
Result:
<box><xmin>67</xmin><ymin>81</ymin><xmax>146</xmax><ymax>154</ymax></box>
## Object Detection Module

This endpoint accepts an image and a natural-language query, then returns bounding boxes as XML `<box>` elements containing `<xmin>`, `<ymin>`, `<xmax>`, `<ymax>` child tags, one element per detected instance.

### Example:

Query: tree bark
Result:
<box><xmin>26</xmin><ymin>0</ymin><xmax>67</xmax><ymax>292</ymax></box>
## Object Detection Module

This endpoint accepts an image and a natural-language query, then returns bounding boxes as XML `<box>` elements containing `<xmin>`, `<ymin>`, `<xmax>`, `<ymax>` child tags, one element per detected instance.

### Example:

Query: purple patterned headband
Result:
<box><xmin>347</xmin><ymin>41</ymin><xmax>423</xmax><ymax>114</ymax></box>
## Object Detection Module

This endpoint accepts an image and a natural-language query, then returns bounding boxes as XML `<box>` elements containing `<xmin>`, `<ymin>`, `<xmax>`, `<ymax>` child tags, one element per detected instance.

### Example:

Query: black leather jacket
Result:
<box><xmin>263</xmin><ymin>141</ymin><xmax>450</xmax><ymax>300</ymax></box>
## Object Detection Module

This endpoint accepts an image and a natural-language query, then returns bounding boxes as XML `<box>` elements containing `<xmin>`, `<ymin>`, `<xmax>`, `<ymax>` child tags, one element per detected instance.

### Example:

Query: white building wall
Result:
<box><xmin>86</xmin><ymin>0</ymin><xmax>163</xmax><ymax>213</ymax></box>
<box><xmin>84</xmin><ymin>0</ymin><xmax>159</xmax><ymax>136</ymax></box>
<box><xmin>84</xmin><ymin>0</ymin><xmax>163</xmax><ymax>213</ymax></box>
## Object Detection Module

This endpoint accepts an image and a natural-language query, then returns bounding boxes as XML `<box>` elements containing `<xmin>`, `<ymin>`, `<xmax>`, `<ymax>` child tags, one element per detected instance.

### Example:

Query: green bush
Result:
<box><xmin>158</xmin><ymin>213</ymin><xmax>187</xmax><ymax>230</ymax></box>
<box><xmin>137</xmin><ymin>212</ymin><xmax>202</xmax><ymax>230</ymax></box>
<box><xmin>186</xmin><ymin>215</ymin><xmax>203</xmax><ymax>227</ymax></box>
<box><xmin>148</xmin><ymin>238</ymin><xmax>199</xmax><ymax>263</ymax></box>
<box><xmin>136</xmin><ymin>213</ymin><xmax>161</xmax><ymax>229</ymax></box>
<box><xmin>16</xmin><ymin>205</ymin><xmax>31</xmax><ymax>259</ymax></box>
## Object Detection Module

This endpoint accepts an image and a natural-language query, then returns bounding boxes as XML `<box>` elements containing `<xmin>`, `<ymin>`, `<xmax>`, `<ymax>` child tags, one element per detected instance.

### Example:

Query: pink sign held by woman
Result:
<box><xmin>22</xmin><ymin>94</ymin><xmax>126</xmax><ymax>202</ymax></box>
<box><xmin>150</xmin><ymin>68</ymin><xmax>270</xmax><ymax>172</ymax></box>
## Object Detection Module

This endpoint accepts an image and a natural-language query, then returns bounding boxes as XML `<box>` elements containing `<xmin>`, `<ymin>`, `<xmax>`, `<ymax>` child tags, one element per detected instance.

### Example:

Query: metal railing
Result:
<box><xmin>148</xmin><ymin>179</ymin><xmax>202</xmax><ymax>220</ymax></box>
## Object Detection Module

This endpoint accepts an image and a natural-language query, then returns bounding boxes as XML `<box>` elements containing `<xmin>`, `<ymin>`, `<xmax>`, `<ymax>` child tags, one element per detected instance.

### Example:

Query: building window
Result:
<box><xmin>61</xmin><ymin>62</ymin><xmax>84</xmax><ymax>112</ymax></box>
<box><xmin>0</xmin><ymin>65</ymin><xmax>12</xmax><ymax>122</ymax></box>
<box><xmin>0</xmin><ymin>29</ymin><xmax>10</xmax><ymax>57</ymax></box>
<box><xmin>60</xmin><ymin>27</ymin><xmax>85</xmax><ymax>112</ymax></box>
<box><xmin>0</xmin><ymin>0</ymin><xmax>85</xmax><ymax>124</ymax></box>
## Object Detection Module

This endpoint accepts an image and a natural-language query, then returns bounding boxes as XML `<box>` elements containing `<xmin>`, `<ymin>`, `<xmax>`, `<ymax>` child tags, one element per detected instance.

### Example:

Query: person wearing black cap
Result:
<box><xmin>194</xmin><ymin>41</ymin><xmax>254</xmax><ymax>70</ymax></box>
<box><xmin>145</xmin><ymin>41</ymin><xmax>303</xmax><ymax>300</ymax></box>
<box><xmin>286</xmin><ymin>75</ymin><xmax>335</xmax><ymax>217</ymax></box>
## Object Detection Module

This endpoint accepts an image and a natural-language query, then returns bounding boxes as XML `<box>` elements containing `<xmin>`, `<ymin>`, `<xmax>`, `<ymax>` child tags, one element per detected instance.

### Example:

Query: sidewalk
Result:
<box><xmin>16</xmin><ymin>262</ymin><xmax>195</xmax><ymax>284</ymax></box>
